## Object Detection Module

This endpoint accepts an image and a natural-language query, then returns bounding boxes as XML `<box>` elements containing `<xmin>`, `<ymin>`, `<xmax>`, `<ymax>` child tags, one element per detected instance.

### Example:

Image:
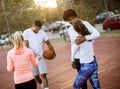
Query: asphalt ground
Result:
<box><xmin>0</xmin><ymin>37</ymin><xmax>120</xmax><ymax>89</ymax></box>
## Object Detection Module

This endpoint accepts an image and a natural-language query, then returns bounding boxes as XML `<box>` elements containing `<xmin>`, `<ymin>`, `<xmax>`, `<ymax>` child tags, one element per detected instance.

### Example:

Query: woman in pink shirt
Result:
<box><xmin>7</xmin><ymin>31</ymin><xmax>39</xmax><ymax>89</ymax></box>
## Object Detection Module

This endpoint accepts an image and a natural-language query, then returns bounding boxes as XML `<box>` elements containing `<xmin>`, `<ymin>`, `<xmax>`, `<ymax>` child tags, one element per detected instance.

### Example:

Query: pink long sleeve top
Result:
<box><xmin>7</xmin><ymin>47</ymin><xmax>38</xmax><ymax>84</ymax></box>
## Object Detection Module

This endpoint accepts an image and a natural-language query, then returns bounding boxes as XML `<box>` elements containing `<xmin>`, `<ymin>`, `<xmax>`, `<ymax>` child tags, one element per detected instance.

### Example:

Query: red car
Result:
<box><xmin>103</xmin><ymin>14</ymin><xmax>120</xmax><ymax>30</ymax></box>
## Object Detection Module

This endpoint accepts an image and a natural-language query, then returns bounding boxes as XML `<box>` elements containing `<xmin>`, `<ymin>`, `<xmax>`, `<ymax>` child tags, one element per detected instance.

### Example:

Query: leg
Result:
<box><xmin>38</xmin><ymin>58</ymin><xmax>48</xmax><ymax>88</ymax></box>
<box><xmin>73</xmin><ymin>63</ymin><xmax>95</xmax><ymax>89</ymax></box>
<box><xmin>40</xmin><ymin>73</ymin><xmax>49</xmax><ymax>88</ymax></box>
<box><xmin>89</xmin><ymin>70</ymin><xmax>101</xmax><ymax>89</ymax></box>
<box><xmin>35</xmin><ymin>75</ymin><xmax>42</xmax><ymax>84</ymax></box>
<box><xmin>89</xmin><ymin>58</ymin><xmax>101</xmax><ymax>89</ymax></box>
<box><xmin>35</xmin><ymin>74</ymin><xmax>44</xmax><ymax>89</ymax></box>
<box><xmin>30</xmin><ymin>63</ymin><xmax>42</xmax><ymax>84</ymax></box>
<box><xmin>81</xmin><ymin>83</ymin><xmax>87</xmax><ymax>89</ymax></box>
<box><xmin>75</xmin><ymin>59</ymin><xmax>88</xmax><ymax>89</ymax></box>
<box><xmin>30</xmin><ymin>62</ymin><xmax>44</xmax><ymax>88</ymax></box>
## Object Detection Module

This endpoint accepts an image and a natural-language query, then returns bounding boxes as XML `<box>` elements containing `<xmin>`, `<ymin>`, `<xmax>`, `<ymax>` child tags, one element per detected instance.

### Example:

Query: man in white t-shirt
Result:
<box><xmin>23</xmin><ymin>20</ymin><xmax>56</xmax><ymax>89</ymax></box>
<box><xmin>63</xmin><ymin>9</ymin><xmax>101</xmax><ymax>89</ymax></box>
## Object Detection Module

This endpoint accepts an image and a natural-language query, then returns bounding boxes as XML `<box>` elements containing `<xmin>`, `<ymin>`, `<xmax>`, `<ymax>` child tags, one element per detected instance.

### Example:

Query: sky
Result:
<box><xmin>34</xmin><ymin>0</ymin><xmax>57</xmax><ymax>8</ymax></box>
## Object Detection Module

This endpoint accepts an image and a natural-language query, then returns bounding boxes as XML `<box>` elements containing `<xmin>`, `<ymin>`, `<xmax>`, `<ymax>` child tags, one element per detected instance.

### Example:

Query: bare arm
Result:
<box><xmin>75</xmin><ymin>21</ymin><xmax>100</xmax><ymax>45</ymax></box>
<box><xmin>75</xmin><ymin>36</ymin><xmax>86</xmax><ymax>45</ymax></box>
<box><xmin>24</xmin><ymin>40</ymin><xmax>29</xmax><ymax>48</ymax></box>
<box><xmin>45</xmin><ymin>40</ymin><xmax>56</xmax><ymax>57</ymax></box>
<box><xmin>84</xmin><ymin>21</ymin><xmax>100</xmax><ymax>40</ymax></box>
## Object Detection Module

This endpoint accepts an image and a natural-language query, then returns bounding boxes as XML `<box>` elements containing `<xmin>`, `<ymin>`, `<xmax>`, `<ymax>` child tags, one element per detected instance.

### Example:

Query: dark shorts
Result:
<box><xmin>15</xmin><ymin>79</ymin><xmax>37</xmax><ymax>89</ymax></box>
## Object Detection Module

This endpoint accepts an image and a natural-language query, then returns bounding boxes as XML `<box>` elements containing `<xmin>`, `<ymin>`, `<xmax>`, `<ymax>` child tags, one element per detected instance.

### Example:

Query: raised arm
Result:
<box><xmin>75</xmin><ymin>21</ymin><xmax>100</xmax><ymax>45</ymax></box>
<box><xmin>84</xmin><ymin>21</ymin><xmax>100</xmax><ymax>40</ymax></box>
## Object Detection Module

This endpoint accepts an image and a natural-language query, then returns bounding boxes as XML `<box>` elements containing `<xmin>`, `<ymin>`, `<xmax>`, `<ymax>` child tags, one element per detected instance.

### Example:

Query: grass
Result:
<box><xmin>1</xmin><ymin>30</ymin><xmax>120</xmax><ymax>49</ymax></box>
<box><xmin>100</xmin><ymin>29</ymin><xmax>120</xmax><ymax>38</ymax></box>
<box><xmin>50</xmin><ymin>30</ymin><xmax>120</xmax><ymax>43</ymax></box>
<box><xmin>49</xmin><ymin>36</ymin><xmax>70</xmax><ymax>43</ymax></box>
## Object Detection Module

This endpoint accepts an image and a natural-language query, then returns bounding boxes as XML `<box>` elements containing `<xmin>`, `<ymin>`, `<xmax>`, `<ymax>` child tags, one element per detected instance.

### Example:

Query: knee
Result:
<box><xmin>74</xmin><ymin>76</ymin><xmax>87</xmax><ymax>88</ymax></box>
<box><xmin>35</xmin><ymin>75</ymin><xmax>40</xmax><ymax>78</ymax></box>
<box><xmin>41</xmin><ymin>74</ymin><xmax>47</xmax><ymax>79</ymax></box>
<box><xmin>35</xmin><ymin>75</ymin><xmax>42</xmax><ymax>83</ymax></box>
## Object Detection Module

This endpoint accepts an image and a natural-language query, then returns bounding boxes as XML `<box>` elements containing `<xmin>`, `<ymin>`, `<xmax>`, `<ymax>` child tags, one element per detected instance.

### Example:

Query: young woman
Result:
<box><xmin>72</xmin><ymin>19</ymin><xmax>101</xmax><ymax>89</ymax></box>
<box><xmin>7</xmin><ymin>31</ymin><xmax>39</xmax><ymax>89</ymax></box>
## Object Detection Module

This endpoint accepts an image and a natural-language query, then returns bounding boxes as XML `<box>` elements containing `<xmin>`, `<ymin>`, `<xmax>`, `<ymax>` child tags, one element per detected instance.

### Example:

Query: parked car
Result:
<box><xmin>42</xmin><ymin>21</ymin><xmax>67</xmax><ymax>33</ymax></box>
<box><xmin>95</xmin><ymin>12</ymin><xmax>114</xmax><ymax>24</ymax></box>
<box><xmin>59</xmin><ymin>24</ymin><xmax>71</xmax><ymax>37</ymax></box>
<box><xmin>103</xmin><ymin>14</ymin><xmax>120</xmax><ymax>31</ymax></box>
<box><xmin>0</xmin><ymin>39</ymin><xmax>5</xmax><ymax>45</ymax></box>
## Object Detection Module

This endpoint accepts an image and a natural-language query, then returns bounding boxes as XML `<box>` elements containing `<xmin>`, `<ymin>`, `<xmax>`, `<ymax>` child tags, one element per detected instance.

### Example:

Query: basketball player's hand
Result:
<box><xmin>75</xmin><ymin>36</ymin><xmax>86</xmax><ymax>45</ymax></box>
<box><xmin>52</xmin><ymin>50</ymin><xmax>56</xmax><ymax>59</ymax></box>
<box><xmin>36</xmin><ymin>55</ymin><xmax>41</xmax><ymax>61</ymax></box>
<box><xmin>71</xmin><ymin>61</ymin><xmax>77</xmax><ymax>69</ymax></box>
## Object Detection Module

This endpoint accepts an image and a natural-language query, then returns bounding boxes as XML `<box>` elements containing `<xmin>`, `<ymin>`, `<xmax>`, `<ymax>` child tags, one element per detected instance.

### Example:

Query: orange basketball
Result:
<box><xmin>43</xmin><ymin>49</ymin><xmax>55</xmax><ymax>60</ymax></box>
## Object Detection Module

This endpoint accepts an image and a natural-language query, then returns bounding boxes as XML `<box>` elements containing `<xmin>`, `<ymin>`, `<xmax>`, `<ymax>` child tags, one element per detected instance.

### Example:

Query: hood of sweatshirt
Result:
<box><xmin>13</xmin><ymin>47</ymin><xmax>26</xmax><ymax>55</ymax></box>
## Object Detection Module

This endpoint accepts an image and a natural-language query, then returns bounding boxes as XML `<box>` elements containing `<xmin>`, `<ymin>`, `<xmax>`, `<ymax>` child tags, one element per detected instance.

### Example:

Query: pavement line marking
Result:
<box><xmin>98</xmin><ymin>65</ymin><xmax>120</xmax><ymax>74</ymax></box>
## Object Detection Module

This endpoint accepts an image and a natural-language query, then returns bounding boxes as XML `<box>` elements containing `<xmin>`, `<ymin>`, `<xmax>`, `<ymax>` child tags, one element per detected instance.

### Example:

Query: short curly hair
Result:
<box><xmin>63</xmin><ymin>9</ymin><xmax>77</xmax><ymax>21</ymax></box>
<box><xmin>34</xmin><ymin>20</ymin><xmax>42</xmax><ymax>27</ymax></box>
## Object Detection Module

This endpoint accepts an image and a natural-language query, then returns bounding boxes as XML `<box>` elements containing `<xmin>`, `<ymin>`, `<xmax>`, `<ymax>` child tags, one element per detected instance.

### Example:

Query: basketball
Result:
<box><xmin>43</xmin><ymin>49</ymin><xmax>55</xmax><ymax>60</ymax></box>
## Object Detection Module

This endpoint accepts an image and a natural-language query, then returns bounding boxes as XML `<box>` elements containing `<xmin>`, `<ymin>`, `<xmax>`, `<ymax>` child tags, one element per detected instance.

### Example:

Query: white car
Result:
<box><xmin>59</xmin><ymin>24</ymin><xmax>71</xmax><ymax>37</ymax></box>
<box><xmin>0</xmin><ymin>39</ymin><xmax>5</xmax><ymax>45</ymax></box>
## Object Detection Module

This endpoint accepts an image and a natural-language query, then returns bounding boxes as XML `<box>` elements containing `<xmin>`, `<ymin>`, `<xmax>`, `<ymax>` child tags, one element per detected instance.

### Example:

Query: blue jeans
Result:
<box><xmin>73</xmin><ymin>58</ymin><xmax>101</xmax><ymax>89</ymax></box>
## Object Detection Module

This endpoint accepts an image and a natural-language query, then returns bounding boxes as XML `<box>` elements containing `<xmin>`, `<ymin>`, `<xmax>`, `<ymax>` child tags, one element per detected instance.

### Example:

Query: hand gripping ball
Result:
<box><xmin>43</xmin><ymin>49</ymin><xmax>55</xmax><ymax>60</ymax></box>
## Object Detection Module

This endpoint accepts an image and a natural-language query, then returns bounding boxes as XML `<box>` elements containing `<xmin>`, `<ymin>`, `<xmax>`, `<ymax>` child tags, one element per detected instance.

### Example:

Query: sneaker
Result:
<box><xmin>40</xmin><ymin>82</ymin><xmax>44</xmax><ymax>89</ymax></box>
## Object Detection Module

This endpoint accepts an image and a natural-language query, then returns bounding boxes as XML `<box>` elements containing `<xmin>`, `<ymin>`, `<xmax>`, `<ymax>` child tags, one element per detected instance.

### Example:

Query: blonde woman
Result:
<box><xmin>7</xmin><ymin>31</ymin><xmax>39</xmax><ymax>89</ymax></box>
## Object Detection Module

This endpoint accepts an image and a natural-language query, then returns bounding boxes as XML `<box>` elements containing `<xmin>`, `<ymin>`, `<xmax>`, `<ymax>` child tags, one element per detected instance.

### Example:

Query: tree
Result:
<box><xmin>0</xmin><ymin>0</ymin><xmax>120</xmax><ymax>34</ymax></box>
<box><xmin>0</xmin><ymin>0</ymin><xmax>41</xmax><ymax>33</ymax></box>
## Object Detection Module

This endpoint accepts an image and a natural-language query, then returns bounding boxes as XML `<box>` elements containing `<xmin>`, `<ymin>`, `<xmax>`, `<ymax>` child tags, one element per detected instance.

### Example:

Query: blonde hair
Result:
<box><xmin>12</xmin><ymin>31</ymin><xmax>24</xmax><ymax>48</ymax></box>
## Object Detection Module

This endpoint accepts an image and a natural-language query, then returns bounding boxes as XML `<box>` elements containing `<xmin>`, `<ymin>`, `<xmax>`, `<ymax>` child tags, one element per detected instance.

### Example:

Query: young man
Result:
<box><xmin>23</xmin><ymin>20</ymin><xmax>56</xmax><ymax>89</ymax></box>
<box><xmin>63</xmin><ymin>9</ymin><xmax>100</xmax><ymax>89</ymax></box>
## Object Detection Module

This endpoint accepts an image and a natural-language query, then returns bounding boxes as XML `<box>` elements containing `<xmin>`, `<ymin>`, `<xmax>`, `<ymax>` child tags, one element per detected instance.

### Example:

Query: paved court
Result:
<box><xmin>0</xmin><ymin>37</ymin><xmax>120</xmax><ymax>89</ymax></box>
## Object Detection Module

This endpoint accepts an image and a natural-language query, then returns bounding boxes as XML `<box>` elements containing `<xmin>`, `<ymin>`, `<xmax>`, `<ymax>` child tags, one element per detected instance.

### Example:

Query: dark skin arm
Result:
<box><xmin>71</xmin><ymin>61</ymin><xmax>77</xmax><ymax>69</ymax></box>
<box><xmin>24</xmin><ymin>40</ymin><xmax>56</xmax><ymax>58</ymax></box>
<box><xmin>24</xmin><ymin>40</ymin><xmax>29</xmax><ymax>47</ymax></box>
<box><xmin>75</xmin><ymin>36</ymin><xmax>86</xmax><ymax>45</ymax></box>
<box><xmin>45</xmin><ymin>40</ymin><xmax>56</xmax><ymax>58</ymax></box>
<box><xmin>75</xmin><ymin>35</ymin><xmax>92</xmax><ymax>45</ymax></box>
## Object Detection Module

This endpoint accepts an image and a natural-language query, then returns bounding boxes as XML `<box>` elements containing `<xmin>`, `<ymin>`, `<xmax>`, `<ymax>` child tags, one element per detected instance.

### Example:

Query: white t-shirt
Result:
<box><xmin>23</xmin><ymin>28</ymin><xmax>48</xmax><ymax>56</ymax></box>
<box><xmin>67</xmin><ymin>25</ymin><xmax>80</xmax><ymax>59</ymax></box>
<box><xmin>77</xmin><ymin>40</ymin><xmax>94</xmax><ymax>63</ymax></box>
<box><xmin>67</xmin><ymin>21</ymin><xmax>100</xmax><ymax>63</ymax></box>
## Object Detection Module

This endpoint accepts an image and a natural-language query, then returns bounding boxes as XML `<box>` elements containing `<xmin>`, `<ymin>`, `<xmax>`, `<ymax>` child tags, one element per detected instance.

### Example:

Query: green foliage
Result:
<box><xmin>0</xmin><ymin>0</ymin><xmax>120</xmax><ymax>34</ymax></box>
<box><xmin>0</xmin><ymin>0</ymin><xmax>36</xmax><ymax>33</ymax></box>
<box><xmin>0</xmin><ymin>0</ymin><xmax>60</xmax><ymax>34</ymax></box>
